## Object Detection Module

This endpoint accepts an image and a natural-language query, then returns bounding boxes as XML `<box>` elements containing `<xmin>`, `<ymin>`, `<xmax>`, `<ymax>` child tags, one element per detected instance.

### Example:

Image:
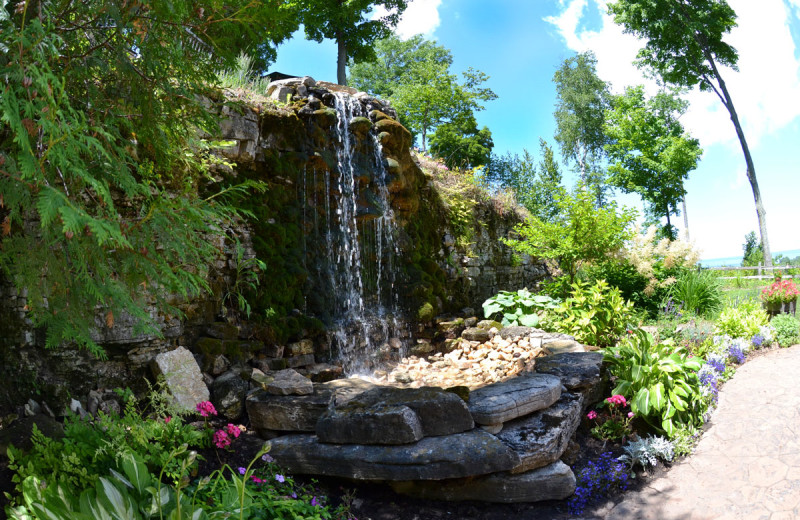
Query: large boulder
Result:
<box><xmin>151</xmin><ymin>346</ymin><xmax>209</xmax><ymax>411</ymax></box>
<box><xmin>496</xmin><ymin>392</ymin><xmax>583</xmax><ymax>473</ymax></box>
<box><xmin>315</xmin><ymin>386</ymin><xmax>474</xmax><ymax>444</ymax></box>
<box><xmin>390</xmin><ymin>461</ymin><xmax>576</xmax><ymax>503</ymax></box>
<box><xmin>265</xmin><ymin>369</ymin><xmax>313</xmax><ymax>396</ymax></box>
<box><xmin>246</xmin><ymin>388</ymin><xmax>333</xmax><ymax>432</ymax></box>
<box><xmin>468</xmin><ymin>373</ymin><xmax>561</xmax><ymax>425</ymax></box>
<box><xmin>210</xmin><ymin>370</ymin><xmax>250</xmax><ymax>420</ymax></box>
<box><xmin>268</xmin><ymin>429</ymin><xmax>520</xmax><ymax>481</ymax></box>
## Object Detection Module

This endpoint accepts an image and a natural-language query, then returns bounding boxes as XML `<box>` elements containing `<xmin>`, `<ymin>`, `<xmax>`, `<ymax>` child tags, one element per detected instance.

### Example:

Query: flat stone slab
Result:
<box><xmin>535</xmin><ymin>352</ymin><xmax>605</xmax><ymax>405</ymax></box>
<box><xmin>315</xmin><ymin>386</ymin><xmax>473</xmax><ymax>444</ymax></box>
<box><xmin>246</xmin><ymin>388</ymin><xmax>332</xmax><ymax>432</ymax></box>
<box><xmin>496</xmin><ymin>392</ymin><xmax>583</xmax><ymax>473</ymax></box>
<box><xmin>317</xmin><ymin>404</ymin><xmax>424</xmax><ymax>445</ymax></box>
<box><xmin>266</xmin><ymin>369</ymin><xmax>313</xmax><ymax>396</ymax></box>
<box><xmin>542</xmin><ymin>339</ymin><xmax>585</xmax><ymax>354</ymax></box>
<box><xmin>390</xmin><ymin>461</ymin><xmax>576</xmax><ymax>503</ymax></box>
<box><xmin>318</xmin><ymin>378</ymin><xmax>377</xmax><ymax>405</ymax></box>
<box><xmin>268</xmin><ymin>429</ymin><xmax>520</xmax><ymax>481</ymax></box>
<box><xmin>151</xmin><ymin>346</ymin><xmax>209</xmax><ymax>411</ymax></box>
<box><xmin>468</xmin><ymin>373</ymin><xmax>561</xmax><ymax>425</ymax></box>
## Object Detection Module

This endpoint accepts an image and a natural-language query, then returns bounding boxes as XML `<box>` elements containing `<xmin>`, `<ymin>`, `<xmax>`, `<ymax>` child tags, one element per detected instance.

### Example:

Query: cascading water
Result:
<box><xmin>302</xmin><ymin>92</ymin><xmax>406</xmax><ymax>375</ymax></box>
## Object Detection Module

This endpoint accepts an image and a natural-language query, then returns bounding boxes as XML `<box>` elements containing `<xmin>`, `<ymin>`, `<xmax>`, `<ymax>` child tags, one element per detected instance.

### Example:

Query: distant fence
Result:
<box><xmin>705</xmin><ymin>264</ymin><xmax>800</xmax><ymax>280</ymax></box>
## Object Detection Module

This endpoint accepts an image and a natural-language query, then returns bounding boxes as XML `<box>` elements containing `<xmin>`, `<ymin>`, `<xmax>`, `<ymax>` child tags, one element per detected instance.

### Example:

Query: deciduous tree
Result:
<box><xmin>608</xmin><ymin>0</ymin><xmax>773</xmax><ymax>266</ymax></box>
<box><xmin>605</xmin><ymin>86</ymin><xmax>702</xmax><ymax>239</ymax></box>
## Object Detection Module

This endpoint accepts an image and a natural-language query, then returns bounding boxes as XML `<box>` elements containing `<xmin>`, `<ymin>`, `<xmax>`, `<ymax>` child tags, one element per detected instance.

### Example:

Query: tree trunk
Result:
<box><xmin>336</xmin><ymin>36</ymin><xmax>347</xmax><ymax>86</ymax></box>
<box><xmin>682</xmin><ymin>196</ymin><xmax>689</xmax><ymax>240</ymax></box>
<box><xmin>712</xmin><ymin>71</ymin><xmax>772</xmax><ymax>267</ymax></box>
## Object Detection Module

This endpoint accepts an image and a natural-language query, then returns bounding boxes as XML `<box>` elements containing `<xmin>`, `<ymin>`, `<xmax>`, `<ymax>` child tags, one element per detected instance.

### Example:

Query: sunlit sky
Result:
<box><xmin>271</xmin><ymin>0</ymin><xmax>800</xmax><ymax>260</ymax></box>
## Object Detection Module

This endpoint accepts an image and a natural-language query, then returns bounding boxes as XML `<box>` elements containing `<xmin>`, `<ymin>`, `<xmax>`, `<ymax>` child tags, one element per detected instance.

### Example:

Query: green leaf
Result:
<box><xmin>519</xmin><ymin>314</ymin><xmax>539</xmax><ymax>327</ymax></box>
<box><xmin>632</xmin><ymin>387</ymin><xmax>651</xmax><ymax>415</ymax></box>
<box><xmin>650</xmin><ymin>382</ymin><xmax>666</xmax><ymax>411</ymax></box>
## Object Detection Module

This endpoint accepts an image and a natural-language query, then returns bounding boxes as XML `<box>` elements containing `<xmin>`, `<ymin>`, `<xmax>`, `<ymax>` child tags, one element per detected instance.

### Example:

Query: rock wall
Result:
<box><xmin>0</xmin><ymin>79</ymin><xmax>548</xmax><ymax>413</ymax></box>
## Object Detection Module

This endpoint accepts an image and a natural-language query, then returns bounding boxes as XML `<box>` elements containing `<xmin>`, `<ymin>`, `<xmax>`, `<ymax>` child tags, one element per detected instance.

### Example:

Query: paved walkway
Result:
<box><xmin>601</xmin><ymin>345</ymin><xmax>800</xmax><ymax>520</ymax></box>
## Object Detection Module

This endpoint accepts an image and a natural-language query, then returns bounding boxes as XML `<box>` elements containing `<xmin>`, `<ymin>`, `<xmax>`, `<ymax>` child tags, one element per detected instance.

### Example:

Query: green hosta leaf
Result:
<box><xmin>120</xmin><ymin>454</ymin><xmax>152</xmax><ymax>492</ymax></box>
<box><xmin>483</xmin><ymin>302</ymin><xmax>502</xmax><ymax>317</ymax></box>
<box><xmin>633</xmin><ymin>387</ymin><xmax>651</xmax><ymax>415</ymax></box>
<box><xmin>662</xmin><ymin>417</ymin><xmax>676</xmax><ymax>438</ymax></box>
<box><xmin>519</xmin><ymin>313</ymin><xmax>539</xmax><ymax>327</ymax></box>
<box><xmin>669</xmin><ymin>391</ymin><xmax>687</xmax><ymax>411</ymax></box>
<box><xmin>650</xmin><ymin>382</ymin><xmax>666</xmax><ymax>411</ymax></box>
<box><xmin>97</xmin><ymin>478</ymin><xmax>135</xmax><ymax>520</ymax></box>
<box><xmin>631</xmin><ymin>363</ymin><xmax>646</xmax><ymax>382</ymax></box>
<box><xmin>612</xmin><ymin>380</ymin><xmax>631</xmax><ymax>396</ymax></box>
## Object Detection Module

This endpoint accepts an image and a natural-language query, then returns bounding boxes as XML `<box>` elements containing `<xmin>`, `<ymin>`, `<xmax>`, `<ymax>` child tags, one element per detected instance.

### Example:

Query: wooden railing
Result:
<box><xmin>706</xmin><ymin>265</ymin><xmax>800</xmax><ymax>280</ymax></box>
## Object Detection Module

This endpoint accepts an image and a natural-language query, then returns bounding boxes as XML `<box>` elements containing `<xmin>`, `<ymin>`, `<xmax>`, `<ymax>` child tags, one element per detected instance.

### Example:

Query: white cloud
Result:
<box><xmin>545</xmin><ymin>0</ymin><xmax>800</xmax><ymax>150</ymax></box>
<box><xmin>373</xmin><ymin>0</ymin><xmax>442</xmax><ymax>40</ymax></box>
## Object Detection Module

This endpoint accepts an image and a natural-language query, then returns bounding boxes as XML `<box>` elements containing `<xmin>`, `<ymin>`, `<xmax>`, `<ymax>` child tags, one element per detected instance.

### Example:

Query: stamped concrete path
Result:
<box><xmin>599</xmin><ymin>345</ymin><xmax>800</xmax><ymax>520</ymax></box>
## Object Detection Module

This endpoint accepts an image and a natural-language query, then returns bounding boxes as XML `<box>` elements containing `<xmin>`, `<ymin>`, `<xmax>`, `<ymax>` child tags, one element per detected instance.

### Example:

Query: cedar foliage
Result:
<box><xmin>0</xmin><ymin>0</ymin><xmax>268</xmax><ymax>356</ymax></box>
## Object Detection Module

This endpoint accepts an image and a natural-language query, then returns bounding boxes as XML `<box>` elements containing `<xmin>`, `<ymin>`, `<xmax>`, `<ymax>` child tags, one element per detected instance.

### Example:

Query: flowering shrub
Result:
<box><xmin>761</xmin><ymin>278</ymin><xmax>799</xmax><ymax>305</ymax></box>
<box><xmin>622</xmin><ymin>224</ymin><xmax>701</xmax><ymax>296</ymax></box>
<box><xmin>568</xmin><ymin>452</ymin><xmax>629</xmax><ymax>515</ymax></box>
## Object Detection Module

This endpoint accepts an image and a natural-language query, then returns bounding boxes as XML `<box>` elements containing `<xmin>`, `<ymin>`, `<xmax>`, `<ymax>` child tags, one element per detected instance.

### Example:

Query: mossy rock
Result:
<box><xmin>418</xmin><ymin>302</ymin><xmax>436</xmax><ymax>322</ymax></box>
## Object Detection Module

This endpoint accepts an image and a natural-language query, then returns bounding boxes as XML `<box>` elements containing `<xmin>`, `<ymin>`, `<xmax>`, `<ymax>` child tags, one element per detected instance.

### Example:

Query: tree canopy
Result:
<box><xmin>429</xmin><ymin>115</ymin><xmax>494</xmax><ymax>170</ymax></box>
<box><xmin>605</xmin><ymin>86</ymin><xmax>702</xmax><ymax>238</ymax></box>
<box><xmin>0</xmin><ymin>0</ymin><xmax>266</xmax><ymax>355</ymax></box>
<box><xmin>350</xmin><ymin>35</ymin><xmax>496</xmax><ymax>152</ymax></box>
<box><xmin>300</xmin><ymin>0</ymin><xmax>408</xmax><ymax>85</ymax></box>
<box><xmin>608</xmin><ymin>0</ymin><xmax>773</xmax><ymax>266</ymax></box>
<box><xmin>553</xmin><ymin>51</ymin><xmax>611</xmax><ymax>199</ymax></box>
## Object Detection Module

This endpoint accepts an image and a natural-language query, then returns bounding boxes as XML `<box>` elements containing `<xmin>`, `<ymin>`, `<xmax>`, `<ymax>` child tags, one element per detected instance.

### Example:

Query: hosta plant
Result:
<box><xmin>482</xmin><ymin>288</ymin><xmax>559</xmax><ymax>327</ymax></box>
<box><xmin>604</xmin><ymin>328</ymin><xmax>705</xmax><ymax>437</ymax></box>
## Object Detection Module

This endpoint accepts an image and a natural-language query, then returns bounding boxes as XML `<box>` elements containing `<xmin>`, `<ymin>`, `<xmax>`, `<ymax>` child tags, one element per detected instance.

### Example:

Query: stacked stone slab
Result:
<box><xmin>252</xmin><ymin>351</ymin><xmax>606</xmax><ymax>503</ymax></box>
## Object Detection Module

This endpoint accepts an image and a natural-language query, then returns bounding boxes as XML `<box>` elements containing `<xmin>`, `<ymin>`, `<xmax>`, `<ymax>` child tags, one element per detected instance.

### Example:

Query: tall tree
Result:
<box><xmin>608</xmin><ymin>0</ymin><xmax>773</xmax><ymax>266</ymax></box>
<box><xmin>301</xmin><ymin>0</ymin><xmax>408</xmax><ymax>85</ymax></box>
<box><xmin>605</xmin><ymin>86</ymin><xmax>702</xmax><ymax>239</ymax></box>
<box><xmin>349</xmin><ymin>34</ymin><xmax>452</xmax><ymax>98</ymax></box>
<box><xmin>553</xmin><ymin>51</ymin><xmax>611</xmax><ymax>197</ymax></box>
<box><xmin>429</xmin><ymin>115</ymin><xmax>494</xmax><ymax>170</ymax></box>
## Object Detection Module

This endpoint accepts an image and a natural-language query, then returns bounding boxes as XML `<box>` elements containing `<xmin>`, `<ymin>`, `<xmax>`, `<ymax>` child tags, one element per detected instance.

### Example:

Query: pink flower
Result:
<box><xmin>606</xmin><ymin>395</ymin><xmax>627</xmax><ymax>408</ymax></box>
<box><xmin>196</xmin><ymin>401</ymin><xmax>217</xmax><ymax>418</ymax></box>
<box><xmin>587</xmin><ymin>410</ymin><xmax>598</xmax><ymax>420</ymax></box>
<box><xmin>225</xmin><ymin>423</ymin><xmax>241</xmax><ymax>438</ymax></box>
<box><xmin>164</xmin><ymin>416</ymin><xmax>171</xmax><ymax>424</ymax></box>
<box><xmin>251</xmin><ymin>476</ymin><xmax>266</xmax><ymax>484</ymax></box>
<box><xmin>213</xmin><ymin>430</ymin><xmax>230</xmax><ymax>449</ymax></box>
<box><xmin>627</xmin><ymin>412</ymin><xmax>634</xmax><ymax>419</ymax></box>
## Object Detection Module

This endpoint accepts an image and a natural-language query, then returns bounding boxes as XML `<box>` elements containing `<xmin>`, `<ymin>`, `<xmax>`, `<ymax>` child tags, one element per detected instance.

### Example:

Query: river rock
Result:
<box><xmin>461</xmin><ymin>327</ymin><xmax>491</xmax><ymax>343</ymax></box>
<box><xmin>246</xmin><ymin>388</ymin><xmax>333</xmax><ymax>432</ymax></box>
<box><xmin>542</xmin><ymin>339</ymin><xmax>584</xmax><ymax>354</ymax></box>
<box><xmin>389</xmin><ymin>461</ymin><xmax>576</xmax><ymax>503</ymax></box>
<box><xmin>535</xmin><ymin>352</ymin><xmax>605</xmax><ymax>405</ymax></box>
<box><xmin>317</xmin><ymin>404</ymin><xmax>424</xmax><ymax>445</ymax></box>
<box><xmin>496</xmin><ymin>392</ymin><xmax>583</xmax><ymax>473</ymax></box>
<box><xmin>468</xmin><ymin>372</ymin><xmax>561</xmax><ymax>425</ymax></box>
<box><xmin>151</xmin><ymin>346</ymin><xmax>209</xmax><ymax>411</ymax></box>
<box><xmin>211</xmin><ymin>370</ymin><xmax>250</xmax><ymax>420</ymax></box>
<box><xmin>319</xmin><ymin>378</ymin><xmax>377</xmax><ymax>405</ymax></box>
<box><xmin>268</xmin><ymin>429</ymin><xmax>520</xmax><ymax>481</ymax></box>
<box><xmin>266</xmin><ymin>369</ymin><xmax>313</xmax><ymax>396</ymax></box>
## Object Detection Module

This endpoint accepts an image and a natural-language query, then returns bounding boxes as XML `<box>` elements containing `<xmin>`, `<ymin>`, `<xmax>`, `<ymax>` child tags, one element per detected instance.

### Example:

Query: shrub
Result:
<box><xmin>771</xmin><ymin>314</ymin><xmax>800</xmax><ymax>347</ymax></box>
<box><xmin>668</xmin><ymin>270</ymin><xmax>723</xmax><ymax>318</ymax></box>
<box><xmin>622</xmin><ymin>224</ymin><xmax>701</xmax><ymax>296</ymax></box>
<box><xmin>603</xmin><ymin>328</ymin><xmax>705</xmax><ymax>437</ymax></box>
<box><xmin>714</xmin><ymin>300</ymin><xmax>769</xmax><ymax>339</ymax></box>
<box><xmin>585</xmin><ymin>259</ymin><xmax>678</xmax><ymax>318</ymax></box>
<box><xmin>618</xmin><ymin>436</ymin><xmax>675</xmax><ymax>472</ymax></box>
<box><xmin>482</xmin><ymin>288</ymin><xmax>559</xmax><ymax>327</ymax></box>
<box><xmin>545</xmin><ymin>280</ymin><xmax>634</xmax><ymax>348</ymax></box>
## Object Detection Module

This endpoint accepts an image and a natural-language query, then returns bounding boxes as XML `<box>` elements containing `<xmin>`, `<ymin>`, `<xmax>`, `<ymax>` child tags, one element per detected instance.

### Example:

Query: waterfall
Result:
<box><xmin>305</xmin><ymin>92</ymin><xmax>405</xmax><ymax>375</ymax></box>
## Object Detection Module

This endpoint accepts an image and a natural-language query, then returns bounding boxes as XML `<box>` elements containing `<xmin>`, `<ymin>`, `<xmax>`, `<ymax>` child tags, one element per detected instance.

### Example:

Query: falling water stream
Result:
<box><xmin>302</xmin><ymin>92</ymin><xmax>406</xmax><ymax>375</ymax></box>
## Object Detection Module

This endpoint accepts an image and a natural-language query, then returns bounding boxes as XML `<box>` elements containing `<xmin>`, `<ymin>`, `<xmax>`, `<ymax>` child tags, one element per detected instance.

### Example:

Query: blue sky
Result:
<box><xmin>271</xmin><ymin>0</ymin><xmax>800</xmax><ymax>261</ymax></box>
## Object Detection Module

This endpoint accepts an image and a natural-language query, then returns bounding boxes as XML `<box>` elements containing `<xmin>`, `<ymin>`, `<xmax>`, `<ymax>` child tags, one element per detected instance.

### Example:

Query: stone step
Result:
<box><xmin>535</xmin><ymin>352</ymin><xmax>605</xmax><ymax>406</ymax></box>
<box><xmin>468</xmin><ymin>372</ymin><xmax>562</xmax><ymax>425</ymax></box>
<box><xmin>316</xmin><ymin>386</ymin><xmax>474</xmax><ymax>444</ymax></box>
<box><xmin>389</xmin><ymin>460</ymin><xmax>576</xmax><ymax>503</ymax></box>
<box><xmin>246</xmin><ymin>388</ymin><xmax>332</xmax><ymax>432</ymax></box>
<box><xmin>496</xmin><ymin>392</ymin><xmax>583</xmax><ymax>473</ymax></box>
<box><xmin>268</xmin><ymin>429</ymin><xmax>520</xmax><ymax>481</ymax></box>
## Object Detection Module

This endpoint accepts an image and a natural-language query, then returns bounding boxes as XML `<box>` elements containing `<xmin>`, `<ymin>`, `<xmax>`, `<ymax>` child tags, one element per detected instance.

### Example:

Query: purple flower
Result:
<box><xmin>238</xmin><ymin>467</ymin><xmax>246</xmax><ymax>476</ymax></box>
<box><xmin>275</xmin><ymin>474</ymin><xmax>285</xmax><ymax>483</ymax></box>
<box><xmin>752</xmin><ymin>334</ymin><xmax>765</xmax><ymax>348</ymax></box>
<box><xmin>262</xmin><ymin>454</ymin><xmax>274</xmax><ymax>463</ymax></box>
<box><xmin>311</xmin><ymin>496</ymin><xmax>318</xmax><ymax>507</ymax></box>
<box><xmin>291</xmin><ymin>492</ymin><xmax>297</xmax><ymax>499</ymax></box>
<box><xmin>728</xmin><ymin>344</ymin><xmax>745</xmax><ymax>364</ymax></box>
